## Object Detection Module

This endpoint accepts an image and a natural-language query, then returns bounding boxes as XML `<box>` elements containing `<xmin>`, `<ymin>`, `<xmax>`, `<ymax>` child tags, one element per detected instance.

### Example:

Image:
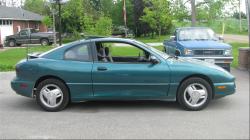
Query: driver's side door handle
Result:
<box><xmin>97</xmin><ymin>67</ymin><xmax>108</xmax><ymax>71</ymax></box>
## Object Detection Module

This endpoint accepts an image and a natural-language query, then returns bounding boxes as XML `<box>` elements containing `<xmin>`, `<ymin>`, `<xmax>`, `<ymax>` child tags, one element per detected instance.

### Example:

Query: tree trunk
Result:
<box><xmin>191</xmin><ymin>0</ymin><xmax>196</xmax><ymax>26</ymax></box>
<box><xmin>239</xmin><ymin>0</ymin><xmax>242</xmax><ymax>32</ymax></box>
<box><xmin>158</xmin><ymin>26</ymin><xmax>161</xmax><ymax>38</ymax></box>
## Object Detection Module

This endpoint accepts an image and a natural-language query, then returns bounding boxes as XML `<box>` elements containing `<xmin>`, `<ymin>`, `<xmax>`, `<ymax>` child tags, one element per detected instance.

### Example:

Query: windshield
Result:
<box><xmin>178</xmin><ymin>28</ymin><xmax>218</xmax><ymax>41</ymax></box>
<box><xmin>133</xmin><ymin>40</ymin><xmax>169</xmax><ymax>59</ymax></box>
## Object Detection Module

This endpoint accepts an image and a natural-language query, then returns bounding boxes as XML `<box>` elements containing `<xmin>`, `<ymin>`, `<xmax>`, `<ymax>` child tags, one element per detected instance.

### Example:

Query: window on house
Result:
<box><xmin>0</xmin><ymin>20</ymin><xmax>2</xmax><ymax>25</ymax></box>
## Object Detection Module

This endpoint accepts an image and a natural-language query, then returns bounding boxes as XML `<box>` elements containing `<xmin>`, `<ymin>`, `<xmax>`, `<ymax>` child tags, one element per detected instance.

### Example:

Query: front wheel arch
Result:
<box><xmin>177</xmin><ymin>74</ymin><xmax>215</xmax><ymax>99</ymax></box>
<box><xmin>33</xmin><ymin>75</ymin><xmax>71</xmax><ymax>100</ymax></box>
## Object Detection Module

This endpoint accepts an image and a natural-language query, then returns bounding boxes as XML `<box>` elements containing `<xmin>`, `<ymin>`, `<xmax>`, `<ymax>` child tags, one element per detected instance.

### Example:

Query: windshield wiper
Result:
<box><xmin>167</xmin><ymin>55</ymin><xmax>178</xmax><ymax>60</ymax></box>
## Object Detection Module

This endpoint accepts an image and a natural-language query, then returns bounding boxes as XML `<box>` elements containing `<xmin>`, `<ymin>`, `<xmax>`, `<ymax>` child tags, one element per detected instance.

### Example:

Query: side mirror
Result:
<box><xmin>150</xmin><ymin>56</ymin><xmax>160</xmax><ymax>64</ymax></box>
<box><xmin>175</xmin><ymin>50</ymin><xmax>181</xmax><ymax>56</ymax></box>
<box><xmin>218</xmin><ymin>35</ymin><xmax>224</xmax><ymax>41</ymax></box>
<box><xmin>170</xmin><ymin>36</ymin><xmax>176</xmax><ymax>41</ymax></box>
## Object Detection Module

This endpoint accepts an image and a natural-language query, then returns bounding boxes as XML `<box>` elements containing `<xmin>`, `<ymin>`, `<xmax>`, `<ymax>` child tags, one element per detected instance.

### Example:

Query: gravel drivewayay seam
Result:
<box><xmin>0</xmin><ymin>69</ymin><xmax>249</xmax><ymax>139</ymax></box>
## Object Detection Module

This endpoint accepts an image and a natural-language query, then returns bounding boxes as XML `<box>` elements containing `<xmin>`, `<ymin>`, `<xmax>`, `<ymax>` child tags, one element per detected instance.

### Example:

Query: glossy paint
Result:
<box><xmin>11</xmin><ymin>38</ymin><xmax>236</xmax><ymax>102</ymax></box>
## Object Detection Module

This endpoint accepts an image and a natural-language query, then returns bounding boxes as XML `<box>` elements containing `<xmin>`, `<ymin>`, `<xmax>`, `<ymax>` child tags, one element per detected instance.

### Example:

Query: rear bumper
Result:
<box><xmin>213</xmin><ymin>82</ymin><xmax>236</xmax><ymax>99</ymax></box>
<box><xmin>11</xmin><ymin>77</ymin><xmax>34</xmax><ymax>98</ymax></box>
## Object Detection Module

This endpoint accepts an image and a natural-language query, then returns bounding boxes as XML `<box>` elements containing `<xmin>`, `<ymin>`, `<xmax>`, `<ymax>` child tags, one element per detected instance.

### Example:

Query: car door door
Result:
<box><xmin>92</xmin><ymin>42</ymin><xmax>170</xmax><ymax>99</ymax></box>
<box><xmin>168</xmin><ymin>32</ymin><xmax>178</xmax><ymax>55</ymax></box>
<box><xmin>18</xmin><ymin>30</ymin><xmax>29</xmax><ymax>44</ymax></box>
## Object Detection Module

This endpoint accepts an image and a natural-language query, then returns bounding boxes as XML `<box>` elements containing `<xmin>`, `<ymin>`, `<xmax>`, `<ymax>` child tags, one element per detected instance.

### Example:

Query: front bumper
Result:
<box><xmin>184</xmin><ymin>56</ymin><xmax>233</xmax><ymax>71</ymax></box>
<box><xmin>213</xmin><ymin>82</ymin><xmax>236</xmax><ymax>99</ymax></box>
<box><xmin>11</xmin><ymin>77</ymin><xmax>34</xmax><ymax>98</ymax></box>
<box><xmin>4</xmin><ymin>40</ymin><xmax>8</xmax><ymax>47</ymax></box>
<box><xmin>183</xmin><ymin>56</ymin><xmax>233</xmax><ymax>64</ymax></box>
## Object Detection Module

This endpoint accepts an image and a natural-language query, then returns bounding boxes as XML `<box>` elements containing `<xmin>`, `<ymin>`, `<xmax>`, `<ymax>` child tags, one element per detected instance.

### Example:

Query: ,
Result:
<box><xmin>11</xmin><ymin>38</ymin><xmax>236</xmax><ymax>112</ymax></box>
<box><xmin>163</xmin><ymin>27</ymin><xmax>233</xmax><ymax>72</ymax></box>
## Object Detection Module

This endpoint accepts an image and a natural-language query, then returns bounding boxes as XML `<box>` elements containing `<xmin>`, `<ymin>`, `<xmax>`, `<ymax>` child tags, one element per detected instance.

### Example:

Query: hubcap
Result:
<box><xmin>40</xmin><ymin>84</ymin><xmax>63</xmax><ymax>108</ymax></box>
<box><xmin>42</xmin><ymin>40</ymin><xmax>47</xmax><ymax>45</ymax></box>
<box><xmin>184</xmin><ymin>83</ymin><xmax>208</xmax><ymax>107</ymax></box>
<box><xmin>10</xmin><ymin>41</ymin><xmax>14</xmax><ymax>47</ymax></box>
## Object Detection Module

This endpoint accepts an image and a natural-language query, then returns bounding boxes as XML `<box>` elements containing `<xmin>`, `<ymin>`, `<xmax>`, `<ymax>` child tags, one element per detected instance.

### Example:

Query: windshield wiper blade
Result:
<box><xmin>167</xmin><ymin>55</ymin><xmax>178</xmax><ymax>60</ymax></box>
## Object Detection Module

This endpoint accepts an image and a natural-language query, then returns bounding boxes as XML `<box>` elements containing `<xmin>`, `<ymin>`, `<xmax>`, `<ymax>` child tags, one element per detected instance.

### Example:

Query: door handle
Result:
<box><xmin>97</xmin><ymin>67</ymin><xmax>108</xmax><ymax>71</ymax></box>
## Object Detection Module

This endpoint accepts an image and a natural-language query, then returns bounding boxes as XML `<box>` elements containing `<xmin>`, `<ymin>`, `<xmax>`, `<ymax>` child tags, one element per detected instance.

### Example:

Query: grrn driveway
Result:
<box><xmin>0</xmin><ymin>69</ymin><xmax>249</xmax><ymax>139</ymax></box>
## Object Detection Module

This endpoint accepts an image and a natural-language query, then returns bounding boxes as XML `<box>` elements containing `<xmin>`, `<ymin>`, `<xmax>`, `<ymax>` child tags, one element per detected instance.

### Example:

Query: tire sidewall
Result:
<box><xmin>177</xmin><ymin>77</ymin><xmax>212</xmax><ymax>111</ymax></box>
<box><xmin>41</xmin><ymin>39</ymin><xmax>49</xmax><ymax>46</ymax></box>
<box><xmin>36</xmin><ymin>79</ymin><xmax>69</xmax><ymax>112</ymax></box>
<box><xmin>8</xmin><ymin>40</ymin><xmax>16</xmax><ymax>47</ymax></box>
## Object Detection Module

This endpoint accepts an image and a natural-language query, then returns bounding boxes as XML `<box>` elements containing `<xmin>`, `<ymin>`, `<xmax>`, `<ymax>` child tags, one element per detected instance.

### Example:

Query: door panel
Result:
<box><xmin>92</xmin><ymin>62</ymin><xmax>170</xmax><ymax>98</ymax></box>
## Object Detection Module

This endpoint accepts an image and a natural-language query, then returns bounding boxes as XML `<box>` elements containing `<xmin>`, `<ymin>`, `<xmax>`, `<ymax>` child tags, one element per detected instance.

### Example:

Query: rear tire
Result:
<box><xmin>177</xmin><ymin>77</ymin><xmax>212</xmax><ymax>111</ymax></box>
<box><xmin>35</xmin><ymin>79</ymin><xmax>69</xmax><ymax>112</ymax></box>
<box><xmin>41</xmin><ymin>38</ymin><xmax>49</xmax><ymax>46</ymax></box>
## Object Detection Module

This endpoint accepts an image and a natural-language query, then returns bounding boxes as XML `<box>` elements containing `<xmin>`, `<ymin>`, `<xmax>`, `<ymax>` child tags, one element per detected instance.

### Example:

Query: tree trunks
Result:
<box><xmin>191</xmin><ymin>0</ymin><xmax>196</xmax><ymax>27</ymax></box>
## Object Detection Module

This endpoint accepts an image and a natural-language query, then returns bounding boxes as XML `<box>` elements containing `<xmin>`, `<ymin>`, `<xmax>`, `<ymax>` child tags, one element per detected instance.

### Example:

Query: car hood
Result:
<box><xmin>168</xmin><ymin>56</ymin><xmax>230</xmax><ymax>73</ymax></box>
<box><xmin>178</xmin><ymin>40</ymin><xmax>231</xmax><ymax>49</ymax></box>
<box><xmin>166</xmin><ymin>57</ymin><xmax>235</xmax><ymax>83</ymax></box>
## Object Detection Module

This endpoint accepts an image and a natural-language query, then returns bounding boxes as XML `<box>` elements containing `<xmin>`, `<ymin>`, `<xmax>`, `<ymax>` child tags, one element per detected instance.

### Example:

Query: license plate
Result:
<box><xmin>204</xmin><ymin>59</ymin><xmax>215</xmax><ymax>64</ymax></box>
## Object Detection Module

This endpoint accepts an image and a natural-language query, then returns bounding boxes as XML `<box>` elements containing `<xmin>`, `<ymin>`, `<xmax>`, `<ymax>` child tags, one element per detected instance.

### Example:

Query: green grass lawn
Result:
<box><xmin>0</xmin><ymin>43</ymin><xmax>248</xmax><ymax>71</ymax></box>
<box><xmin>0</xmin><ymin>46</ymin><xmax>53</xmax><ymax>71</ymax></box>
<box><xmin>135</xmin><ymin>35</ymin><xmax>170</xmax><ymax>43</ymax></box>
<box><xmin>231</xmin><ymin>43</ymin><xmax>249</xmax><ymax>68</ymax></box>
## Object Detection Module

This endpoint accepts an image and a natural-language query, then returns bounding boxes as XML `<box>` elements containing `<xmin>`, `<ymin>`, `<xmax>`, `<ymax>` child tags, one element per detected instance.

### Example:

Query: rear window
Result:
<box><xmin>64</xmin><ymin>43</ymin><xmax>91</xmax><ymax>61</ymax></box>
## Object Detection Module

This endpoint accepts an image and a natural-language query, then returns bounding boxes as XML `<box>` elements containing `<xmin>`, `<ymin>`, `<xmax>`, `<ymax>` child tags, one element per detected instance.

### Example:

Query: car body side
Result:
<box><xmin>11</xmin><ymin>39</ymin><xmax>236</xmax><ymax>102</ymax></box>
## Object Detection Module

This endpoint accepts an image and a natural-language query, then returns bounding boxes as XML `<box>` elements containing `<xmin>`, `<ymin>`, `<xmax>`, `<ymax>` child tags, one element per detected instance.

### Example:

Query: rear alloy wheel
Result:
<box><xmin>41</xmin><ymin>38</ymin><xmax>49</xmax><ymax>46</ymax></box>
<box><xmin>36</xmin><ymin>79</ymin><xmax>69</xmax><ymax>112</ymax></box>
<box><xmin>8</xmin><ymin>40</ymin><xmax>16</xmax><ymax>47</ymax></box>
<box><xmin>177</xmin><ymin>77</ymin><xmax>212</xmax><ymax>111</ymax></box>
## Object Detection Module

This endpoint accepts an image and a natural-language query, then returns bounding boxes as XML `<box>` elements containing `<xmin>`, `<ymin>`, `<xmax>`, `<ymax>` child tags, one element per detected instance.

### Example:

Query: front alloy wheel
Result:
<box><xmin>36</xmin><ymin>79</ymin><xmax>69</xmax><ymax>112</ymax></box>
<box><xmin>177</xmin><ymin>77</ymin><xmax>212</xmax><ymax>111</ymax></box>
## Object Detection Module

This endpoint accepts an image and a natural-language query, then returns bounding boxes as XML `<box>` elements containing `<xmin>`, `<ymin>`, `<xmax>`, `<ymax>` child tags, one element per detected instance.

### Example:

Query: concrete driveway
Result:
<box><xmin>0</xmin><ymin>69</ymin><xmax>249</xmax><ymax>139</ymax></box>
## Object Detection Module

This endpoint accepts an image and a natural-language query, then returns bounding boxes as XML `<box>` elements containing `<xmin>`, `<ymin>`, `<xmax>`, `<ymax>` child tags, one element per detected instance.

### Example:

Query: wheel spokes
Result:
<box><xmin>40</xmin><ymin>84</ymin><xmax>63</xmax><ymax>108</ymax></box>
<box><xmin>184</xmin><ymin>83</ymin><xmax>208</xmax><ymax>107</ymax></box>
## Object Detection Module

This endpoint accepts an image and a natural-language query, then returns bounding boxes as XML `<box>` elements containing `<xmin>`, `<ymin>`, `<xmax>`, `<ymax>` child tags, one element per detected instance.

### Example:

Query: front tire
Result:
<box><xmin>177</xmin><ymin>77</ymin><xmax>212</xmax><ymax>111</ymax></box>
<box><xmin>8</xmin><ymin>40</ymin><xmax>16</xmax><ymax>47</ymax></box>
<box><xmin>35</xmin><ymin>79</ymin><xmax>69</xmax><ymax>112</ymax></box>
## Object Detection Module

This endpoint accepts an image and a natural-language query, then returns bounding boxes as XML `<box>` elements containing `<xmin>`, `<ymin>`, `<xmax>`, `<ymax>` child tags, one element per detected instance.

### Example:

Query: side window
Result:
<box><xmin>95</xmin><ymin>42</ymin><xmax>151</xmax><ymax>63</ymax></box>
<box><xmin>64</xmin><ymin>44</ymin><xmax>91</xmax><ymax>61</ymax></box>
<box><xmin>20</xmin><ymin>30</ymin><xmax>28</xmax><ymax>36</ymax></box>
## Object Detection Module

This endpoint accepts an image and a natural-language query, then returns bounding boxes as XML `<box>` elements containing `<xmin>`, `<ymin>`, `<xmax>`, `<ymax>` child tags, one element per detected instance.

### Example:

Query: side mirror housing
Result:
<box><xmin>170</xmin><ymin>36</ymin><xmax>176</xmax><ymax>41</ymax></box>
<box><xmin>218</xmin><ymin>35</ymin><xmax>224</xmax><ymax>41</ymax></box>
<box><xmin>175</xmin><ymin>50</ymin><xmax>181</xmax><ymax>56</ymax></box>
<box><xmin>150</xmin><ymin>56</ymin><xmax>160</xmax><ymax>64</ymax></box>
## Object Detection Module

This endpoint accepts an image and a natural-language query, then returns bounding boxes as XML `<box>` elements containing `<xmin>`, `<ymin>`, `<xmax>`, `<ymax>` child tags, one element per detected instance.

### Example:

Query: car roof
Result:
<box><xmin>87</xmin><ymin>37</ymin><xmax>137</xmax><ymax>43</ymax></box>
<box><xmin>176</xmin><ymin>27</ymin><xmax>211</xmax><ymax>30</ymax></box>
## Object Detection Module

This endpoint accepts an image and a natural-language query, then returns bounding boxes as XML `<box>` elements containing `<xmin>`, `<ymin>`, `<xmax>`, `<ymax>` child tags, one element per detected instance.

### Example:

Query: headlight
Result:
<box><xmin>184</xmin><ymin>49</ymin><xmax>193</xmax><ymax>55</ymax></box>
<box><xmin>224</xmin><ymin>49</ymin><xmax>232</xmax><ymax>56</ymax></box>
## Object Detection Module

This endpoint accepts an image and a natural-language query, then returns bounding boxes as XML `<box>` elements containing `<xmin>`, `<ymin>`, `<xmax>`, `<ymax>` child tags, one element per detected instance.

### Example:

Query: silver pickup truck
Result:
<box><xmin>5</xmin><ymin>28</ymin><xmax>55</xmax><ymax>47</ymax></box>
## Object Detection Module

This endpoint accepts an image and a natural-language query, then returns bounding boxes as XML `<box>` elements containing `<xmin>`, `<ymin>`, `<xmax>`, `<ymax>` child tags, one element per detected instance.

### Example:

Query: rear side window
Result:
<box><xmin>64</xmin><ymin>43</ymin><xmax>91</xmax><ymax>61</ymax></box>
